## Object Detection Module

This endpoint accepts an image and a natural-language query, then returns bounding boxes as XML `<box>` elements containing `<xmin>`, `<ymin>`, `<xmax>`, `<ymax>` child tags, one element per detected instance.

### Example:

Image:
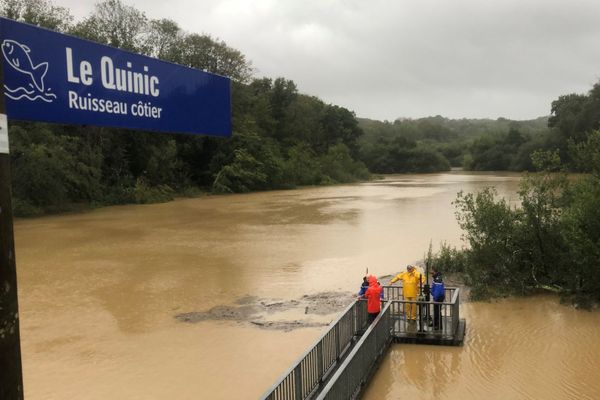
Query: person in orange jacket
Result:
<box><xmin>389</xmin><ymin>265</ymin><xmax>423</xmax><ymax>321</ymax></box>
<box><xmin>362</xmin><ymin>275</ymin><xmax>383</xmax><ymax>323</ymax></box>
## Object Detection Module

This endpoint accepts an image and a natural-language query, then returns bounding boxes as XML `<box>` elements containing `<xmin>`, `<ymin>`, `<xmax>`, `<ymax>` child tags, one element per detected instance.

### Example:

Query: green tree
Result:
<box><xmin>454</xmin><ymin>188</ymin><xmax>524</xmax><ymax>298</ymax></box>
<box><xmin>549</xmin><ymin>94</ymin><xmax>588</xmax><ymax>142</ymax></box>
<box><xmin>70</xmin><ymin>0</ymin><xmax>149</xmax><ymax>52</ymax></box>
<box><xmin>282</xmin><ymin>94</ymin><xmax>325</xmax><ymax>148</ymax></box>
<box><xmin>1</xmin><ymin>0</ymin><xmax>73</xmax><ymax>31</ymax></box>
<box><xmin>319</xmin><ymin>143</ymin><xmax>370</xmax><ymax>183</ymax></box>
<box><xmin>270</xmin><ymin>77</ymin><xmax>297</xmax><ymax>140</ymax></box>
<box><xmin>146</xmin><ymin>18</ymin><xmax>184</xmax><ymax>61</ymax></box>
<box><xmin>282</xmin><ymin>143</ymin><xmax>323</xmax><ymax>186</ymax></box>
<box><xmin>10</xmin><ymin>123</ymin><xmax>103</xmax><ymax>214</ymax></box>
<box><xmin>319</xmin><ymin>105</ymin><xmax>363</xmax><ymax>156</ymax></box>
<box><xmin>212</xmin><ymin>148</ymin><xmax>267</xmax><ymax>193</ymax></box>
<box><xmin>181</xmin><ymin>33</ymin><xmax>252</xmax><ymax>82</ymax></box>
<box><xmin>561</xmin><ymin>130</ymin><xmax>600</xmax><ymax>302</ymax></box>
<box><xmin>212</xmin><ymin>132</ymin><xmax>285</xmax><ymax>193</ymax></box>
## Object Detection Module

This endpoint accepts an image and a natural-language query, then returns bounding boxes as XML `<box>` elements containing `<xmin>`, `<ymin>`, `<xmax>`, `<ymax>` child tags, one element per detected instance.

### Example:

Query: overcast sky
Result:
<box><xmin>54</xmin><ymin>0</ymin><xmax>600</xmax><ymax>121</ymax></box>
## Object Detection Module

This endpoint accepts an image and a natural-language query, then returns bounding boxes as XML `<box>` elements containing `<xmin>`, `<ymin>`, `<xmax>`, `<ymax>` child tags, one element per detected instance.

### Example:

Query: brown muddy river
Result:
<box><xmin>14</xmin><ymin>172</ymin><xmax>600</xmax><ymax>399</ymax></box>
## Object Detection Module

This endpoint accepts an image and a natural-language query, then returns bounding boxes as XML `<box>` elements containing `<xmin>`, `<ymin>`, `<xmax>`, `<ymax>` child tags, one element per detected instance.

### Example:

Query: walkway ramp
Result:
<box><xmin>259</xmin><ymin>301</ymin><xmax>371</xmax><ymax>400</ymax></box>
<box><xmin>260</xmin><ymin>286</ymin><xmax>465</xmax><ymax>400</ymax></box>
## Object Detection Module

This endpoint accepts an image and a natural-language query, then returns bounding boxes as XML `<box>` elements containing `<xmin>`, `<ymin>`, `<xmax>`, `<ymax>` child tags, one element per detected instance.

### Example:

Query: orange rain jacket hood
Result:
<box><xmin>364</xmin><ymin>275</ymin><xmax>382</xmax><ymax>314</ymax></box>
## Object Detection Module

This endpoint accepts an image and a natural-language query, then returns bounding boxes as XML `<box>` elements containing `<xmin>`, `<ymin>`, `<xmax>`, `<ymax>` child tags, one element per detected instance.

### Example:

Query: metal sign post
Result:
<box><xmin>0</xmin><ymin>16</ymin><xmax>232</xmax><ymax>399</ymax></box>
<box><xmin>0</xmin><ymin>55</ymin><xmax>23</xmax><ymax>399</ymax></box>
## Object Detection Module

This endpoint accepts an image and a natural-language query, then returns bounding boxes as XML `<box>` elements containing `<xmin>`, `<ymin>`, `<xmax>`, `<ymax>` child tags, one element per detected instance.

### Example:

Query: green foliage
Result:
<box><xmin>10</xmin><ymin>124</ymin><xmax>103</xmax><ymax>212</ymax></box>
<box><xmin>133</xmin><ymin>178</ymin><xmax>174</xmax><ymax>204</ymax></box>
<box><xmin>548</xmin><ymin>82</ymin><xmax>600</xmax><ymax>165</ymax></box>
<box><xmin>271</xmin><ymin>78</ymin><xmax>298</xmax><ymax>138</ymax></box>
<box><xmin>568</xmin><ymin>130</ymin><xmax>600</xmax><ymax>174</ymax></box>
<box><xmin>0</xmin><ymin>0</ymin><xmax>73</xmax><ymax>31</ymax></box>
<box><xmin>561</xmin><ymin>177</ymin><xmax>600</xmax><ymax>300</ymax></box>
<box><xmin>283</xmin><ymin>143</ymin><xmax>322</xmax><ymax>186</ymax></box>
<box><xmin>319</xmin><ymin>106</ymin><xmax>363</xmax><ymax>157</ymax></box>
<box><xmin>319</xmin><ymin>143</ymin><xmax>370</xmax><ymax>183</ymax></box>
<box><xmin>454</xmin><ymin>188</ymin><xmax>526</xmax><ymax>299</ymax></box>
<box><xmin>549</xmin><ymin>94</ymin><xmax>588</xmax><ymax>142</ymax></box>
<box><xmin>447</xmin><ymin>138</ymin><xmax>600</xmax><ymax>303</ymax></box>
<box><xmin>180</xmin><ymin>33</ymin><xmax>253</xmax><ymax>82</ymax></box>
<box><xmin>530</xmin><ymin>149</ymin><xmax>562</xmax><ymax>172</ymax></box>
<box><xmin>145</xmin><ymin>19</ymin><xmax>183</xmax><ymax>61</ymax></box>
<box><xmin>358</xmin><ymin>116</ymin><xmax>552</xmax><ymax>173</ymax></box>
<box><xmin>212</xmin><ymin>148</ymin><xmax>269</xmax><ymax>193</ymax></box>
<box><xmin>467</xmin><ymin>129</ymin><xmax>539</xmax><ymax>171</ymax></box>
<box><xmin>359</xmin><ymin>134</ymin><xmax>450</xmax><ymax>173</ymax></box>
<box><xmin>436</xmin><ymin>142</ymin><xmax>465</xmax><ymax>167</ymax></box>
<box><xmin>428</xmin><ymin>242</ymin><xmax>468</xmax><ymax>274</ymax></box>
<box><xmin>70</xmin><ymin>0</ymin><xmax>148</xmax><ymax>52</ymax></box>
<box><xmin>12</xmin><ymin>197</ymin><xmax>43</xmax><ymax>217</ymax></box>
<box><xmin>560</xmin><ymin>131</ymin><xmax>600</xmax><ymax>301</ymax></box>
<box><xmin>404</xmin><ymin>146</ymin><xmax>451</xmax><ymax>172</ymax></box>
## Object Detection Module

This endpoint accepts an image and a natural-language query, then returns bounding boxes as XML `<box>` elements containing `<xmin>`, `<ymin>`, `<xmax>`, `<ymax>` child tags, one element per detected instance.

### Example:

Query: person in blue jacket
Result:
<box><xmin>358</xmin><ymin>276</ymin><xmax>369</xmax><ymax>297</ymax></box>
<box><xmin>358</xmin><ymin>276</ymin><xmax>385</xmax><ymax>300</ymax></box>
<box><xmin>431</xmin><ymin>268</ymin><xmax>446</xmax><ymax>331</ymax></box>
<box><xmin>358</xmin><ymin>276</ymin><xmax>383</xmax><ymax>301</ymax></box>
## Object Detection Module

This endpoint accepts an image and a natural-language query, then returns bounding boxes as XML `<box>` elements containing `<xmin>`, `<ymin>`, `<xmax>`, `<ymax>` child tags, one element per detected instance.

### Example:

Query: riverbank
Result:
<box><xmin>13</xmin><ymin>174</ymin><xmax>383</xmax><ymax>218</ymax></box>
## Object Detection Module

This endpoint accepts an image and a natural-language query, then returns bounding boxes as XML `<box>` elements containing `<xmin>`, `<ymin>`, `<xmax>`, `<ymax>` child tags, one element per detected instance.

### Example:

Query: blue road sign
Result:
<box><xmin>0</xmin><ymin>17</ymin><xmax>231</xmax><ymax>137</ymax></box>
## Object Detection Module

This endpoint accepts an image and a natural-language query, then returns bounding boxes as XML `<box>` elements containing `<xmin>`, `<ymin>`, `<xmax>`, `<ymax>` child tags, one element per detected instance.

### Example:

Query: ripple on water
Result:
<box><xmin>364</xmin><ymin>296</ymin><xmax>600</xmax><ymax>400</ymax></box>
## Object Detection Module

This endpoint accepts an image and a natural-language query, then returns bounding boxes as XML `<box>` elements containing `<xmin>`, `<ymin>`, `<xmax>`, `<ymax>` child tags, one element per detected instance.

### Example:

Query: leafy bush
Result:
<box><xmin>428</xmin><ymin>242</ymin><xmax>468</xmax><ymax>274</ymax></box>
<box><xmin>445</xmin><ymin>143</ymin><xmax>600</xmax><ymax>303</ymax></box>
<box><xmin>212</xmin><ymin>148</ymin><xmax>269</xmax><ymax>193</ymax></box>
<box><xmin>282</xmin><ymin>143</ymin><xmax>323</xmax><ymax>186</ymax></box>
<box><xmin>12</xmin><ymin>198</ymin><xmax>44</xmax><ymax>217</ymax></box>
<box><xmin>133</xmin><ymin>178</ymin><xmax>174</xmax><ymax>204</ymax></box>
<box><xmin>320</xmin><ymin>143</ymin><xmax>370</xmax><ymax>183</ymax></box>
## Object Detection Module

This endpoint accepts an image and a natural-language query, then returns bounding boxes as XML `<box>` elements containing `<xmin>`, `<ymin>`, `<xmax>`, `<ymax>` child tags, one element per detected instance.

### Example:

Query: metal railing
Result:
<box><xmin>260</xmin><ymin>286</ymin><xmax>462</xmax><ymax>400</ymax></box>
<box><xmin>259</xmin><ymin>300</ymin><xmax>369</xmax><ymax>400</ymax></box>
<box><xmin>314</xmin><ymin>302</ymin><xmax>393</xmax><ymax>400</ymax></box>
<box><xmin>384</xmin><ymin>286</ymin><xmax>460</xmax><ymax>337</ymax></box>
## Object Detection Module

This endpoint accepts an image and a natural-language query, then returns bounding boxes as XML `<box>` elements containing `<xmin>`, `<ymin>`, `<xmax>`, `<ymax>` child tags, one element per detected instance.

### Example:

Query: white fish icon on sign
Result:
<box><xmin>1</xmin><ymin>39</ymin><xmax>56</xmax><ymax>102</ymax></box>
<box><xmin>2</xmin><ymin>39</ymin><xmax>48</xmax><ymax>91</ymax></box>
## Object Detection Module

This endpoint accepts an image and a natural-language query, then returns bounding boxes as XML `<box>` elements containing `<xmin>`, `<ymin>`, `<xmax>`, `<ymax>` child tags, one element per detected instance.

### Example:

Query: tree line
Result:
<box><xmin>3</xmin><ymin>0</ymin><xmax>600</xmax><ymax>218</ymax></box>
<box><xmin>358</xmin><ymin>80</ymin><xmax>600</xmax><ymax>174</ymax></box>
<box><xmin>358</xmin><ymin>115</ymin><xmax>558</xmax><ymax>172</ymax></box>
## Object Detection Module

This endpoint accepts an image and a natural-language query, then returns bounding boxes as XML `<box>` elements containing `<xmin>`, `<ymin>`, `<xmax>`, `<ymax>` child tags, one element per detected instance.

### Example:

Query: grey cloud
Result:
<box><xmin>57</xmin><ymin>0</ymin><xmax>600</xmax><ymax>120</ymax></box>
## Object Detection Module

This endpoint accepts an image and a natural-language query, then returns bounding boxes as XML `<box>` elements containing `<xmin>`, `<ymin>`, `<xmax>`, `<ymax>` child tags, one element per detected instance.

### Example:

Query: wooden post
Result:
<box><xmin>0</xmin><ymin>52</ymin><xmax>24</xmax><ymax>400</ymax></box>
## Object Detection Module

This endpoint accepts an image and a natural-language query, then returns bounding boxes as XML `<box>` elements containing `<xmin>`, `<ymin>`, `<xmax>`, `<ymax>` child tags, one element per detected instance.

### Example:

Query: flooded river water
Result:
<box><xmin>14</xmin><ymin>172</ymin><xmax>600</xmax><ymax>399</ymax></box>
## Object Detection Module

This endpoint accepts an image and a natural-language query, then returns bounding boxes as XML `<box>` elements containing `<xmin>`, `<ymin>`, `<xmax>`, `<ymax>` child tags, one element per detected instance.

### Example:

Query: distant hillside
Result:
<box><xmin>357</xmin><ymin>115</ymin><xmax>549</xmax><ymax>143</ymax></box>
<box><xmin>356</xmin><ymin>115</ymin><xmax>553</xmax><ymax>172</ymax></box>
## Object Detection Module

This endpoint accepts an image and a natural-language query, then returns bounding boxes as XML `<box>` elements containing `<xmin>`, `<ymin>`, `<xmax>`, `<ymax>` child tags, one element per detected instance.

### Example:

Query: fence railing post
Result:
<box><xmin>335</xmin><ymin>324</ymin><xmax>341</xmax><ymax>360</ymax></box>
<box><xmin>294</xmin><ymin>365</ymin><xmax>302</xmax><ymax>399</ymax></box>
<box><xmin>317</xmin><ymin>341</ymin><xmax>324</xmax><ymax>383</ymax></box>
<box><xmin>455</xmin><ymin>290</ymin><xmax>460</xmax><ymax>333</ymax></box>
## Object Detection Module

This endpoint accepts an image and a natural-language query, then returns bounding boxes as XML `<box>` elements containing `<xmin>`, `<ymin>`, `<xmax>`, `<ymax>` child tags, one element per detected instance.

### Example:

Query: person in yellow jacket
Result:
<box><xmin>389</xmin><ymin>265</ymin><xmax>423</xmax><ymax>321</ymax></box>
